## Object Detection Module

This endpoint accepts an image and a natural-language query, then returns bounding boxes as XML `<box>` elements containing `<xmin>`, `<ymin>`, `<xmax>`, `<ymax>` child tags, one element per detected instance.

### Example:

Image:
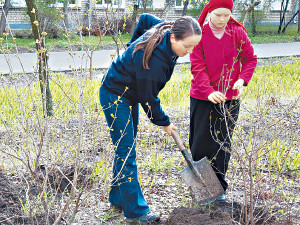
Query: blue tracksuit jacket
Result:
<box><xmin>102</xmin><ymin>14</ymin><xmax>178</xmax><ymax>126</ymax></box>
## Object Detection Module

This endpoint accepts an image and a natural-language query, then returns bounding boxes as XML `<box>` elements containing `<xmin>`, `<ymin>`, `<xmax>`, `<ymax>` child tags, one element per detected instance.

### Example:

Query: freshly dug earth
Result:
<box><xmin>164</xmin><ymin>206</ymin><xmax>236</xmax><ymax>225</ymax></box>
<box><xmin>0</xmin><ymin>170</ymin><xmax>27</xmax><ymax>224</ymax></box>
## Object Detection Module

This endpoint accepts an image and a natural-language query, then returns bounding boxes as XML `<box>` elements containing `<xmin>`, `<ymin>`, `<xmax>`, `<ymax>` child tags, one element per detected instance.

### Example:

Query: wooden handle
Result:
<box><xmin>171</xmin><ymin>131</ymin><xmax>185</xmax><ymax>151</ymax></box>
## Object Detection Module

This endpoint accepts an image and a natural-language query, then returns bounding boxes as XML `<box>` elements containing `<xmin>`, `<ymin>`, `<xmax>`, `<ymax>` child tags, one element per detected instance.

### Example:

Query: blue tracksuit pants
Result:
<box><xmin>99</xmin><ymin>86</ymin><xmax>150</xmax><ymax>219</ymax></box>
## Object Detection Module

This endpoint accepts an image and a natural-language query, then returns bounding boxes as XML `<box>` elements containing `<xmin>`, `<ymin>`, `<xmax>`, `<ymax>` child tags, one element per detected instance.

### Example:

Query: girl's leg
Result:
<box><xmin>208</xmin><ymin>100</ymin><xmax>240</xmax><ymax>191</ymax></box>
<box><xmin>190</xmin><ymin>97</ymin><xmax>218</xmax><ymax>161</ymax></box>
<box><xmin>99</xmin><ymin>87</ymin><xmax>149</xmax><ymax>218</ymax></box>
<box><xmin>211</xmin><ymin>100</ymin><xmax>240</xmax><ymax>191</ymax></box>
<box><xmin>189</xmin><ymin>97</ymin><xmax>240</xmax><ymax>191</ymax></box>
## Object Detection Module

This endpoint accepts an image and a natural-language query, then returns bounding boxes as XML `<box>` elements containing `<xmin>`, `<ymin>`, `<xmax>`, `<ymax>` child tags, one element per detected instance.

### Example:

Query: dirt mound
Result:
<box><xmin>0</xmin><ymin>169</ymin><xmax>26</xmax><ymax>224</ymax></box>
<box><xmin>164</xmin><ymin>206</ymin><xmax>236</xmax><ymax>225</ymax></box>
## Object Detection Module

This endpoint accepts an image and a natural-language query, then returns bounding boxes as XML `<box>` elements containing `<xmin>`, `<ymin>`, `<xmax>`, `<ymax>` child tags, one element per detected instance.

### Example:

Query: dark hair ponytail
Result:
<box><xmin>133</xmin><ymin>16</ymin><xmax>201</xmax><ymax>69</ymax></box>
<box><xmin>133</xmin><ymin>22</ymin><xmax>174</xmax><ymax>69</ymax></box>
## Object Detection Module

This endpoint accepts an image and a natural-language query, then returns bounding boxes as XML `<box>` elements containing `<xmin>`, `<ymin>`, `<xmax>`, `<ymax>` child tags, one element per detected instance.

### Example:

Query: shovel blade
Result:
<box><xmin>180</xmin><ymin>157</ymin><xmax>224</xmax><ymax>204</ymax></box>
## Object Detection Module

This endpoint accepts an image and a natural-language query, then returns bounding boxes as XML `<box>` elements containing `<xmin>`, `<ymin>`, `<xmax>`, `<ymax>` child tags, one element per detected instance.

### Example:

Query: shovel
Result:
<box><xmin>171</xmin><ymin>131</ymin><xmax>224</xmax><ymax>205</ymax></box>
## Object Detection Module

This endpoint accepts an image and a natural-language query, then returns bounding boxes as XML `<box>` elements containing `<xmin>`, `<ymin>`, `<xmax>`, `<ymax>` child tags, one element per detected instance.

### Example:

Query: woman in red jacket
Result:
<box><xmin>189</xmin><ymin>0</ymin><xmax>257</xmax><ymax>203</ymax></box>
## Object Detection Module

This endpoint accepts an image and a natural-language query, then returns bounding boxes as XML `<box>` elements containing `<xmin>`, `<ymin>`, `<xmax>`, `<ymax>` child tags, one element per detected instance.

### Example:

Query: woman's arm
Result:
<box><xmin>127</xmin><ymin>13</ymin><xmax>163</xmax><ymax>47</ymax></box>
<box><xmin>190</xmin><ymin>42</ymin><xmax>215</xmax><ymax>100</ymax></box>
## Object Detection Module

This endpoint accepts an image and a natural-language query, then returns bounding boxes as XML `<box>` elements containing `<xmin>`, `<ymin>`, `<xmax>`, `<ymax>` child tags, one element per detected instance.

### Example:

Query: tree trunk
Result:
<box><xmin>182</xmin><ymin>0</ymin><xmax>189</xmax><ymax>16</ymax></box>
<box><xmin>278</xmin><ymin>0</ymin><xmax>290</xmax><ymax>34</ymax></box>
<box><xmin>298</xmin><ymin>0</ymin><xmax>300</xmax><ymax>34</ymax></box>
<box><xmin>63</xmin><ymin>0</ymin><xmax>69</xmax><ymax>28</ymax></box>
<box><xmin>242</xmin><ymin>0</ymin><xmax>261</xmax><ymax>25</ymax></box>
<box><xmin>25</xmin><ymin>0</ymin><xmax>53</xmax><ymax>117</ymax></box>
<box><xmin>0</xmin><ymin>0</ymin><xmax>10</xmax><ymax>34</ymax></box>
<box><xmin>282</xmin><ymin>9</ymin><xmax>299</xmax><ymax>33</ymax></box>
<box><xmin>143</xmin><ymin>0</ymin><xmax>147</xmax><ymax>12</ymax></box>
<box><xmin>251</xmin><ymin>9</ymin><xmax>257</xmax><ymax>34</ymax></box>
<box><xmin>130</xmin><ymin>4</ymin><xmax>139</xmax><ymax>34</ymax></box>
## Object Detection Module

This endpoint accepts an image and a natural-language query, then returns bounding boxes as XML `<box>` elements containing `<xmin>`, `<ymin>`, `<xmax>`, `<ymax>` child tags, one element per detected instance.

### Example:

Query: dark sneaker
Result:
<box><xmin>126</xmin><ymin>212</ymin><xmax>160</xmax><ymax>224</ymax></box>
<box><xmin>216</xmin><ymin>193</ymin><xmax>227</xmax><ymax>202</ymax></box>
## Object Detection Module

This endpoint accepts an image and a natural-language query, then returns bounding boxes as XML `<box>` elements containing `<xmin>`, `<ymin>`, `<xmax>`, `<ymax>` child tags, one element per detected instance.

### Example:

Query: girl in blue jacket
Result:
<box><xmin>99</xmin><ymin>14</ymin><xmax>201</xmax><ymax>224</ymax></box>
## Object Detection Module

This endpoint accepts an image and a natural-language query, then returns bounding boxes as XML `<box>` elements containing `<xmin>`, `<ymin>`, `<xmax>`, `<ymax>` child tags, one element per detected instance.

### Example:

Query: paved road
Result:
<box><xmin>0</xmin><ymin>42</ymin><xmax>299</xmax><ymax>74</ymax></box>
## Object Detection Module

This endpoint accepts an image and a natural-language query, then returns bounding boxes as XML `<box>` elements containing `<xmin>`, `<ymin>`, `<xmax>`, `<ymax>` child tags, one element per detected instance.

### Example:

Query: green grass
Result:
<box><xmin>0</xmin><ymin>58</ymin><xmax>299</xmax><ymax>126</ymax></box>
<box><xmin>0</xmin><ymin>24</ymin><xmax>299</xmax><ymax>52</ymax></box>
<box><xmin>0</xmin><ymin>72</ymin><xmax>100</xmax><ymax>125</ymax></box>
<box><xmin>159</xmin><ymin>58</ymin><xmax>300</xmax><ymax>106</ymax></box>
<box><xmin>158</xmin><ymin>64</ymin><xmax>192</xmax><ymax>106</ymax></box>
<box><xmin>246</xmin><ymin>24</ymin><xmax>300</xmax><ymax>43</ymax></box>
<box><xmin>268</xmin><ymin>139</ymin><xmax>300</xmax><ymax>174</ymax></box>
<box><xmin>139</xmin><ymin>149</ymin><xmax>176</xmax><ymax>172</ymax></box>
<box><xmin>0</xmin><ymin>33</ymin><xmax>132</xmax><ymax>52</ymax></box>
<box><xmin>243</xmin><ymin>57</ymin><xmax>300</xmax><ymax>99</ymax></box>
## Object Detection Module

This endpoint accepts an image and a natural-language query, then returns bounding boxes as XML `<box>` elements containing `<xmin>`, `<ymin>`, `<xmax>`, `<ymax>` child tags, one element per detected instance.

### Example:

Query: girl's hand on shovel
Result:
<box><xmin>162</xmin><ymin>123</ymin><xmax>177</xmax><ymax>136</ymax></box>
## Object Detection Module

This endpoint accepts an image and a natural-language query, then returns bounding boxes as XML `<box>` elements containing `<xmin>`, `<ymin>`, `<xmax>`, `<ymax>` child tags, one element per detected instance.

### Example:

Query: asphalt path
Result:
<box><xmin>0</xmin><ymin>42</ymin><xmax>299</xmax><ymax>74</ymax></box>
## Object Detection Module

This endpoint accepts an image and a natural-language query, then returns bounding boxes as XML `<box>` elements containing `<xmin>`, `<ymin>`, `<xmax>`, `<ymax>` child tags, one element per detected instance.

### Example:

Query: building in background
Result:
<box><xmin>0</xmin><ymin>0</ymin><xmax>298</xmax><ymax>31</ymax></box>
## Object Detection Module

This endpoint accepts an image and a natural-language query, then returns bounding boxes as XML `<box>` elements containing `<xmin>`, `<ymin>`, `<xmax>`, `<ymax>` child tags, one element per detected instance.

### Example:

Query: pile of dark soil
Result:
<box><xmin>0</xmin><ymin>169</ymin><xmax>26</xmax><ymax>224</ymax></box>
<box><xmin>164</xmin><ymin>206</ymin><xmax>236</xmax><ymax>225</ymax></box>
<box><xmin>163</xmin><ymin>200</ymin><xmax>277</xmax><ymax>225</ymax></box>
<box><xmin>0</xmin><ymin>166</ymin><xmax>92</xmax><ymax>224</ymax></box>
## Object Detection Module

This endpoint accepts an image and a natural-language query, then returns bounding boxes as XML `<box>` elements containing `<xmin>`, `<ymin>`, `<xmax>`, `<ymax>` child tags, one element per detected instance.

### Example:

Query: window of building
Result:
<box><xmin>2</xmin><ymin>0</ymin><xmax>26</xmax><ymax>7</ymax></box>
<box><xmin>95</xmin><ymin>0</ymin><xmax>121</xmax><ymax>7</ymax></box>
<box><xmin>271</xmin><ymin>0</ymin><xmax>291</xmax><ymax>11</ymax></box>
<box><xmin>175</xmin><ymin>0</ymin><xmax>184</xmax><ymax>8</ymax></box>
<box><xmin>152</xmin><ymin>0</ymin><xmax>164</xmax><ymax>9</ymax></box>
<box><xmin>175</xmin><ymin>0</ymin><xmax>191</xmax><ymax>9</ymax></box>
<box><xmin>51</xmin><ymin>0</ymin><xmax>81</xmax><ymax>7</ymax></box>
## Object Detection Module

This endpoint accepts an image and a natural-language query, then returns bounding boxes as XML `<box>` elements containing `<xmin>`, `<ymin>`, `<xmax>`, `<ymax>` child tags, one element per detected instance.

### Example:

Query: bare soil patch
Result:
<box><xmin>164</xmin><ymin>206</ymin><xmax>236</xmax><ymax>225</ymax></box>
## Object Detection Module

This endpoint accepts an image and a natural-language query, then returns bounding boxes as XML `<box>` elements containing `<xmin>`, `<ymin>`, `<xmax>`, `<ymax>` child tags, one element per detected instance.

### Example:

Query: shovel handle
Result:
<box><xmin>171</xmin><ymin>131</ymin><xmax>185</xmax><ymax>151</ymax></box>
<box><xmin>171</xmin><ymin>131</ymin><xmax>195</xmax><ymax>170</ymax></box>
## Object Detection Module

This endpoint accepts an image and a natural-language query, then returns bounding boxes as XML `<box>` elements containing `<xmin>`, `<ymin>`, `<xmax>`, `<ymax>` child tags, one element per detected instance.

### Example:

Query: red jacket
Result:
<box><xmin>190</xmin><ymin>21</ymin><xmax>257</xmax><ymax>100</ymax></box>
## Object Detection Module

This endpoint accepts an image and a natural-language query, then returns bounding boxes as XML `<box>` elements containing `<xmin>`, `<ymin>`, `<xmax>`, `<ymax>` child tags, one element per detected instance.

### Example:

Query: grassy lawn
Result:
<box><xmin>0</xmin><ymin>32</ymin><xmax>132</xmax><ymax>52</ymax></box>
<box><xmin>246</xmin><ymin>24</ymin><xmax>300</xmax><ymax>43</ymax></box>
<box><xmin>0</xmin><ymin>24</ymin><xmax>299</xmax><ymax>53</ymax></box>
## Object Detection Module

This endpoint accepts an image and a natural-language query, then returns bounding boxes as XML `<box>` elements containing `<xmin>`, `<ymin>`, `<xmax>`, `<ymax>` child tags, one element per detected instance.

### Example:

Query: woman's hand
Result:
<box><xmin>162</xmin><ymin>123</ymin><xmax>177</xmax><ymax>136</ymax></box>
<box><xmin>232</xmin><ymin>79</ymin><xmax>245</xmax><ymax>100</ymax></box>
<box><xmin>208</xmin><ymin>91</ymin><xmax>226</xmax><ymax>104</ymax></box>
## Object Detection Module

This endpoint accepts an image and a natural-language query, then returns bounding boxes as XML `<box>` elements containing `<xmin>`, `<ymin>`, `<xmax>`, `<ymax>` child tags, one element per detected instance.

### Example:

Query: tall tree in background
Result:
<box><xmin>298</xmin><ymin>0</ymin><xmax>300</xmax><ymax>33</ymax></box>
<box><xmin>63</xmin><ymin>0</ymin><xmax>69</xmax><ymax>28</ymax></box>
<box><xmin>130</xmin><ymin>1</ymin><xmax>139</xmax><ymax>33</ymax></box>
<box><xmin>278</xmin><ymin>0</ymin><xmax>290</xmax><ymax>33</ymax></box>
<box><xmin>242</xmin><ymin>0</ymin><xmax>261</xmax><ymax>24</ymax></box>
<box><xmin>244</xmin><ymin>0</ymin><xmax>261</xmax><ymax>34</ymax></box>
<box><xmin>25</xmin><ymin>0</ymin><xmax>53</xmax><ymax>116</ymax></box>
<box><xmin>282</xmin><ymin>0</ymin><xmax>299</xmax><ymax>32</ymax></box>
<box><xmin>182</xmin><ymin>0</ymin><xmax>189</xmax><ymax>16</ymax></box>
<box><xmin>0</xmin><ymin>0</ymin><xmax>11</xmax><ymax>34</ymax></box>
<box><xmin>236</xmin><ymin>0</ymin><xmax>270</xmax><ymax>35</ymax></box>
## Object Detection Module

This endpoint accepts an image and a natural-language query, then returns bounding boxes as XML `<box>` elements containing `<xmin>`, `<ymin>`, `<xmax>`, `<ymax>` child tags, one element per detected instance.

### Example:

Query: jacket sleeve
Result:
<box><xmin>237</xmin><ymin>28</ymin><xmax>257</xmax><ymax>85</ymax></box>
<box><xmin>190</xmin><ymin>42</ymin><xmax>215</xmax><ymax>100</ymax></box>
<box><xmin>127</xmin><ymin>13</ymin><xmax>163</xmax><ymax>47</ymax></box>
<box><xmin>133</xmin><ymin>51</ymin><xmax>170</xmax><ymax>126</ymax></box>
